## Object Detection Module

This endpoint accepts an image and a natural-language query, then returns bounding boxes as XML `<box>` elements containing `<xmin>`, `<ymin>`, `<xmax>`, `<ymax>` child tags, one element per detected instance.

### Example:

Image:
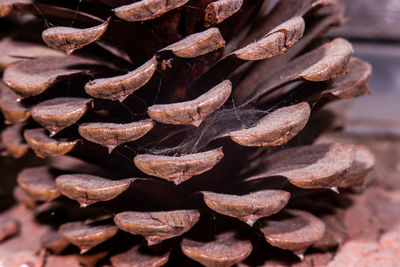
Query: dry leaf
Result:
<box><xmin>24</xmin><ymin>128</ymin><xmax>79</xmax><ymax>158</ymax></box>
<box><xmin>17</xmin><ymin>166</ymin><xmax>60</xmax><ymax>202</ymax></box>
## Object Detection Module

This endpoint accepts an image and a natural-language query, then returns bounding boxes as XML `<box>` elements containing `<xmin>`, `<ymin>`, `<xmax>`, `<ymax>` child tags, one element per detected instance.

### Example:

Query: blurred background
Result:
<box><xmin>317</xmin><ymin>0</ymin><xmax>400</xmax><ymax>191</ymax></box>
<box><xmin>328</xmin><ymin>0</ymin><xmax>400</xmax><ymax>136</ymax></box>
<box><xmin>314</xmin><ymin>3</ymin><xmax>400</xmax><ymax>263</ymax></box>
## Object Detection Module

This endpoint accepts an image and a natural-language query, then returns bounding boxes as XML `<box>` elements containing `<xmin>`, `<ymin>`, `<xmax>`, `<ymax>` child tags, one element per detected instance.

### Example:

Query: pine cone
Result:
<box><xmin>0</xmin><ymin>0</ymin><xmax>375</xmax><ymax>266</ymax></box>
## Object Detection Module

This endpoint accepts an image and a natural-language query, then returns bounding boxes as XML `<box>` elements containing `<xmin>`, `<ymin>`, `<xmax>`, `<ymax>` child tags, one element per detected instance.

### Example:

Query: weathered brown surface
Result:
<box><xmin>320</xmin><ymin>57</ymin><xmax>372</xmax><ymax>100</ymax></box>
<box><xmin>317</xmin><ymin>134</ymin><xmax>400</xmax><ymax>190</ymax></box>
<box><xmin>114</xmin><ymin>210</ymin><xmax>200</xmax><ymax>245</ymax></box>
<box><xmin>246</xmin><ymin>144</ymin><xmax>400</xmax><ymax>265</ymax></box>
<box><xmin>148</xmin><ymin>80</ymin><xmax>231</xmax><ymax>127</ymax></box>
<box><xmin>85</xmin><ymin>57</ymin><xmax>157</xmax><ymax>102</ymax></box>
<box><xmin>17</xmin><ymin>166</ymin><xmax>60</xmax><ymax>202</ymax></box>
<box><xmin>202</xmin><ymin>190</ymin><xmax>290</xmax><ymax>226</ymax></box>
<box><xmin>1</xmin><ymin>123</ymin><xmax>29</xmax><ymax>158</ymax></box>
<box><xmin>3</xmin><ymin>56</ymin><xmax>96</xmax><ymax>97</ymax></box>
<box><xmin>31</xmin><ymin>97</ymin><xmax>92</xmax><ymax>136</ymax></box>
<box><xmin>259</xmin><ymin>209</ymin><xmax>326</xmax><ymax>258</ymax></box>
<box><xmin>284</xmin><ymin>37</ymin><xmax>352</xmax><ymax>81</ymax></box>
<box><xmin>245</xmin><ymin>143</ymin><xmax>355</xmax><ymax>189</ymax></box>
<box><xmin>0</xmin><ymin>81</ymin><xmax>30</xmax><ymax>124</ymax></box>
<box><xmin>229</xmin><ymin>102</ymin><xmax>310</xmax><ymax>147</ymax></box>
<box><xmin>76</xmin><ymin>249</ymin><xmax>109</xmax><ymax>266</ymax></box>
<box><xmin>13</xmin><ymin>186</ymin><xmax>37</xmax><ymax>208</ymax></box>
<box><xmin>194</xmin><ymin>14</ymin><xmax>308</xmax><ymax>93</ymax></box>
<box><xmin>234</xmin><ymin>2</ymin><xmax>346</xmax><ymax>102</ymax></box>
<box><xmin>24</xmin><ymin>128</ymin><xmax>79</xmax><ymax>157</ymax></box>
<box><xmin>41</xmin><ymin>231</ymin><xmax>69</xmax><ymax>254</ymax></box>
<box><xmin>160</xmin><ymin>28</ymin><xmax>225</xmax><ymax>58</ymax></box>
<box><xmin>56</xmin><ymin>174</ymin><xmax>134</xmax><ymax>207</ymax></box>
<box><xmin>237</xmin><ymin>38</ymin><xmax>353</xmax><ymax>102</ymax></box>
<box><xmin>110</xmin><ymin>244</ymin><xmax>171</xmax><ymax>267</ymax></box>
<box><xmin>79</xmin><ymin>119</ymin><xmax>154</xmax><ymax>153</ymax></box>
<box><xmin>59</xmin><ymin>221</ymin><xmax>118</xmax><ymax>253</ymax></box>
<box><xmin>181</xmin><ymin>231</ymin><xmax>253</xmax><ymax>267</ymax></box>
<box><xmin>187</xmin><ymin>15</ymin><xmax>306</xmax><ymax>96</ymax></box>
<box><xmin>239</xmin><ymin>0</ymin><xmax>323</xmax><ymax>46</ymax></box>
<box><xmin>338</xmin><ymin>145</ymin><xmax>375</xmax><ymax>188</ymax></box>
<box><xmin>134</xmin><ymin>147</ymin><xmax>224</xmax><ymax>184</ymax></box>
<box><xmin>204</xmin><ymin>0</ymin><xmax>243</xmax><ymax>27</ymax></box>
<box><xmin>42</xmin><ymin>18</ymin><xmax>110</xmax><ymax>55</ymax></box>
<box><xmin>234</xmin><ymin>16</ymin><xmax>305</xmax><ymax>61</ymax></box>
<box><xmin>114</xmin><ymin>0</ymin><xmax>189</xmax><ymax>22</ymax></box>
